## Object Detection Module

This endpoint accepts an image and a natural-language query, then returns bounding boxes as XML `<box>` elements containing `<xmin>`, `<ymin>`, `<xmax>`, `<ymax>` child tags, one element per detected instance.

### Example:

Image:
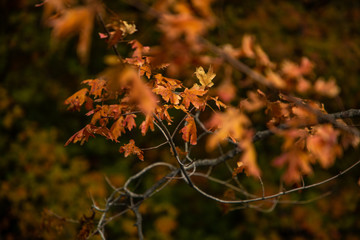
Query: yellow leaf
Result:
<box><xmin>195</xmin><ymin>66</ymin><xmax>215</xmax><ymax>87</ymax></box>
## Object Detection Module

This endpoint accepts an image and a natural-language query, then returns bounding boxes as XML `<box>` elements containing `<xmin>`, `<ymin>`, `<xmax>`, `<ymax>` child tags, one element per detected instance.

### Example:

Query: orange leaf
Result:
<box><xmin>273</xmin><ymin>149</ymin><xmax>313</xmax><ymax>184</ymax></box>
<box><xmin>124</xmin><ymin>114</ymin><xmax>137</xmax><ymax>131</ymax></box>
<box><xmin>237</xmin><ymin>135</ymin><xmax>260</xmax><ymax>178</ymax></box>
<box><xmin>307</xmin><ymin>124</ymin><xmax>342</xmax><ymax>168</ymax></box>
<box><xmin>314</xmin><ymin>77</ymin><xmax>340</xmax><ymax>98</ymax></box>
<box><xmin>110</xmin><ymin>117</ymin><xmax>125</xmax><ymax>140</ymax></box>
<box><xmin>119</xmin><ymin>139</ymin><xmax>144</xmax><ymax>160</ymax></box>
<box><xmin>51</xmin><ymin>7</ymin><xmax>95</xmax><ymax>62</ymax></box>
<box><xmin>180</xmin><ymin>116</ymin><xmax>197</xmax><ymax>145</ymax></box>
<box><xmin>180</xmin><ymin>84</ymin><xmax>207</xmax><ymax>109</ymax></box>
<box><xmin>154</xmin><ymin>74</ymin><xmax>182</xmax><ymax>89</ymax></box>
<box><xmin>240</xmin><ymin>90</ymin><xmax>266</xmax><ymax>112</ymax></box>
<box><xmin>153</xmin><ymin>85</ymin><xmax>181</xmax><ymax>105</ymax></box>
<box><xmin>206</xmin><ymin>108</ymin><xmax>251</xmax><ymax>150</ymax></box>
<box><xmin>65</xmin><ymin>124</ymin><xmax>115</xmax><ymax>146</ymax></box>
<box><xmin>241</xmin><ymin>35</ymin><xmax>255</xmax><ymax>58</ymax></box>
<box><xmin>140</xmin><ymin>114</ymin><xmax>154</xmax><ymax>136</ymax></box>
<box><xmin>211</xmin><ymin>97</ymin><xmax>227</xmax><ymax>110</ymax></box>
<box><xmin>64</xmin><ymin>88</ymin><xmax>88</xmax><ymax>111</ymax></box>
<box><xmin>82</xmin><ymin>79</ymin><xmax>106</xmax><ymax>98</ymax></box>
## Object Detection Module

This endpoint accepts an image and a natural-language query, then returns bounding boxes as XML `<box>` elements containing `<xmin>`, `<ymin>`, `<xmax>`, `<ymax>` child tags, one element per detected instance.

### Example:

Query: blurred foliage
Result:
<box><xmin>1</xmin><ymin>0</ymin><xmax>360</xmax><ymax>239</ymax></box>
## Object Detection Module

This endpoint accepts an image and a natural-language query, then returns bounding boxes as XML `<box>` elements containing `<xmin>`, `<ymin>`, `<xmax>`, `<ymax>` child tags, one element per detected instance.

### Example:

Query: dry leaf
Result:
<box><xmin>195</xmin><ymin>66</ymin><xmax>216</xmax><ymax>88</ymax></box>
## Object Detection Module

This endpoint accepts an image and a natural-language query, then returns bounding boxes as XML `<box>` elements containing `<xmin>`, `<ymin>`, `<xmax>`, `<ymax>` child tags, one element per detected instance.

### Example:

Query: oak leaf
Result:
<box><xmin>179</xmin><ymin>116</ymin><xmax>197</xmax><ymax>145</ymax></box>
<box><xmin>119</xmin><ymin>139</ymin><xmax>144</xmax><ymax>161</ymax></box>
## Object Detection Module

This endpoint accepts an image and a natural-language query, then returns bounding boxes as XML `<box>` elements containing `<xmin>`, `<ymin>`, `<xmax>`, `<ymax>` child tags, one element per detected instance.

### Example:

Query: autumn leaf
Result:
<box><xmin>281</xmin><ymin>57</ymin><xmax>313</xmax><ymax>79</ymax></box>
<box><xmin>153</xmin><ymin>85</ymin><xmax>181</xmax><ymax>105</ymax></box>
<box><xmin>314</xmin><ymin>77</ymin><xmax>340</xmax><ymax>98</ymax></box>
<box><xmin>180</xmin><ymin>116</ymin><xmax>197</xmax><ymax>145</ymax></box>
<box><xmin>82</xmin><ymin>79</ymin><xmax>106</xmax><ymax>98</ymax></box>
<box><xmin>195</xmin><ymin>66</ymin><xmax>215</xmax><ymax>88</ymax></box>
<box><xmin>64</xmin><ymin>88</ymin><xmax>89</xmax><ymax>111</ymax></box>
<box><xmin>211</xmin><ymin>97</ymin><xmax>227</xmax><ymax>109</ymax></box>
<box><xmin>50</xmin><ymin>6</ymin><xmax>96</xmax><ymax>62</ymax></box>
<box><xmin>110</xmin><ymin>117</ymin><xmax>125</xmax><ymax>140</ymax></box>
<box><xmin>241</xmin><ymin>35</ymin><xmax>255</xmax><ymax>58</ymax></box>
<box><xmin>265</xmin><ymin>69</ymin><xmax>286</xmax><ymax>89</ymax></box>
<box><xmin>207</xmin><ymin>108</ymin><xmax>251</xmax><ymax>150</ymax></box>
<box><xmin>216</xmin><ymin>66</ymin><xmax>236</xmax><ymax>103</ymax></box>
<box><xmin>154</xmin><ymin>74</ymin><xmax>182</xmax><ymax>89</ymax></box>
<box><xmin>65</xmin><ymin>124</ymin><xmax>115</xmax><ymax>146</ymax></box>
<box><xmin>273</xmin><ymin>149</ymin><xmax>314</xmax><ymax>184</ymax></box>
<box><xmin>140</xmin><ymin>114</ymin><xmax>155</xmax><ymax>136</ymax></box>
<box><xmin>124</xmin><ymin>114</ymin><xmax>136</xmax><ymax>131</ymax></box>
<box><xmin>307</xmin><ymin>124</ymin><xmax>342</xmax><ymax>168</ymax></box>
<box><xmin>273</xmin><ymin>128</ymin><xmax>314</xmax><ymax>184</ymax></box>
<box><xmin>255</xmin><ymin>45</ymin><xmax>274</xmax><ymax>68</ymax></box>
<box><xmin>235</xmin><ymin>132</ymin><xmax>260</xmax><ymax>178</ymax></box>
<box><xmin>119</xmin><ymin>139</ymin><xmax>144</xmax><ymax>160</ymax></box>
<box><xmin>159</xmin><ymin>13</ymin><xmax>206</xmax><ymax>44</ymax></box>
<box><xmin>129</xmin><ymin>40</ymin><xmax>149</xmax><ymax>59</ymax></box>
<box><xmin>156</xmin><ymin>105</ymin><xmax>173</xmax><ymax>124</ymax></box>
<box><xmin>103</xmin><ymin>20</ymin><xmax>137</xmax><ymax>48</ymax></box>
<box><xmin>181</xmin><ymin>84</ymin><xmax>207</xmax><ymax>109</ymax></box>
<box><xmin>240</xmin><ymin>90</ymin><xmax>266</xmax><ymax>112</ymax></box>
